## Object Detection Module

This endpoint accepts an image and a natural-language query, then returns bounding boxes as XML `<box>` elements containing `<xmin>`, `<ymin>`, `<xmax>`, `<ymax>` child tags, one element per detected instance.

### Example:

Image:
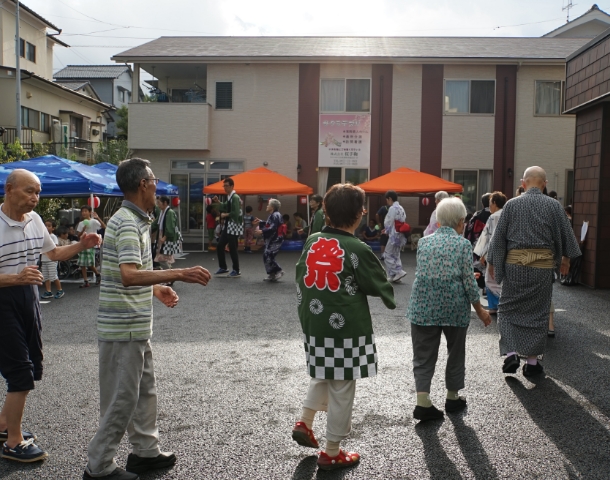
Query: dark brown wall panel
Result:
<box><xmin>566</xmin><ymin>36</ymin><xmax>610</xmax><ymax>111</ymax></box>
<box><xmin>493</xmin><ymin>65</ymin><xmax>517</xmax><ymax>196</ymax></box>
<box><xmin>596</xmin><ymin>104</ymin><xmax>610</xmax><ymax>288</ymax></box>
<box><xmin>573</xmin><ymin>104</ymin><xmax>603</xmax><ymax>288</ymax></box>
<box><xmin>419</xmin><ymin>64</ymin><xmax>444</xmax><ymax>225</ymax></box>
<box><xmin>297</xmin><ymin>63</ymin><xmax>320</xmax><ymax>194</ymax></box>
<box><xmin>369</xmin><ymin>64</ymin><xmax>394</xmax><ymax>214</ymax></box>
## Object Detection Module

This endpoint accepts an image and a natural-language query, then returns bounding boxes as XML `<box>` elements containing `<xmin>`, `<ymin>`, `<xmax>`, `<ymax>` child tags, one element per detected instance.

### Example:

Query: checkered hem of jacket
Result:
<box><xmin>226</xmin><ymin>220</ymin><xmax>243</xmax><ymax>236</ymax></box>
<box><xmin>303</xmin><ymin>333</ymin><xmax>378</xmax><ymax>380</ymax></box>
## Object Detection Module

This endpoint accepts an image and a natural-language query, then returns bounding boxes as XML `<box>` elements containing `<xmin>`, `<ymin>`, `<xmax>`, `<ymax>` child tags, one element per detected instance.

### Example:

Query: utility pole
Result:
<box><xmin>15</xmin><ymin>0</ymin><xmax>22</xmax><ymax>140</ymax></box>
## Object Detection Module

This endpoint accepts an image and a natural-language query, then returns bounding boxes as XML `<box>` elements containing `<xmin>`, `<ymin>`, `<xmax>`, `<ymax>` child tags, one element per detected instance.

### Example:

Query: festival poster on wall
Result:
<box><xmin>318</xmin><ymin>114</ymin><xmax>371</xmax><ymax>168</ymax></box>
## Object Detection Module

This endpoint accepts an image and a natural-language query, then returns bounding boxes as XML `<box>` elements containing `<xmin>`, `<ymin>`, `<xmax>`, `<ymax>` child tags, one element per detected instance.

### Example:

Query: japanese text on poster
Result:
<box><xmin>318</xmin><ymin>114</ymin><xmax>371</xmax><ymax>168</ymax></box>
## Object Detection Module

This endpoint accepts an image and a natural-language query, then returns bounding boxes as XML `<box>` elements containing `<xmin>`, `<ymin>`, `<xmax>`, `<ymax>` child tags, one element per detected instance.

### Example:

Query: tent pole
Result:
<box><xmin>90</xmin><ymin>193</ymin><xmax>94</xmax><ymax>215</ymax></box>
<box><xmin>307</xmin><ymin>195</ymin><xmax>310</xmax><ymax>226</ymax></box>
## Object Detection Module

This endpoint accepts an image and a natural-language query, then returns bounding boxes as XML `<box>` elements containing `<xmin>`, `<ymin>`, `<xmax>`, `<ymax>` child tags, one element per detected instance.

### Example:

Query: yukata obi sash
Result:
<box><xmin>506</xmin><ymin>248</ymin><xmax>554</xmax><ymax>269</ymax></box>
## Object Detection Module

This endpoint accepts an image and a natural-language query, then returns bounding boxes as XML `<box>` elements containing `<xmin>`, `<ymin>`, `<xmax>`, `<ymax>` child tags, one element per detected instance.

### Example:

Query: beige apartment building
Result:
<box><xmin>114</xmin><ymin>33</ymin><xmax>593</xmax><ymax>249</ymax></box>
<box><xmin>0</xmin><ymin>1</ymin><xmax>112</xmax><ymax>161</ymax></box>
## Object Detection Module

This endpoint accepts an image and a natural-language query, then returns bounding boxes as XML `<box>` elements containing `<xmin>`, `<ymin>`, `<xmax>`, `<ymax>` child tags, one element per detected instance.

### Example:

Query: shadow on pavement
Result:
<box><xmin>447</xmin><ymin>411</ymin><xmax>499</xmax><ymax>480</ymax></box>
<box><xmin>292</xmin><ymin>455</ymin><xmax>317</xmax><ymax>480</ymax></box>
<box><xmin>506</xmin><ymin>376</ymin><xmax>610</xmax><ymax>478</ymax></box>
<box><xmin>414</xmin><ymin>418</ymin><xmax>462</xmax><ymax>479</ymax></box>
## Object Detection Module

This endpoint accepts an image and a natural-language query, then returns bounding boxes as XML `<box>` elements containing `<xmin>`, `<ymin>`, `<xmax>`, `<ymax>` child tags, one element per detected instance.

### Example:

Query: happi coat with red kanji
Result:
<box><xmin>296</xmin><ymin>227</ymin><xmax>396</xmax><ymax>380</ymax></box>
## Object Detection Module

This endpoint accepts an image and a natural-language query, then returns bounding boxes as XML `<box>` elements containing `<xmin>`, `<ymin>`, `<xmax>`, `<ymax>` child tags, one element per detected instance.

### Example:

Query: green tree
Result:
<box><xmin>0</xmin><ymin>140</ymin><xmax>29</xmax><ymax>163</ymax></box>
<box><xmin>34</xmin><ymin>198</ymin><xmax>63</xmax><ymax>221</ymax></box>
<box><xmin>116</xmin><ymin>105</ymin><xmax>128</xmax><ymax>139</ymax></box>
<box><xmin>93</xmin><ymin>139</ymin><xmax>131</xmax><ymax>165</ymax></box>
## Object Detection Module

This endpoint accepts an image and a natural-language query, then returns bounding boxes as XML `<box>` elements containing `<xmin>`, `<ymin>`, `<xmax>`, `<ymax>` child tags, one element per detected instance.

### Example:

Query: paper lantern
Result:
<box><xmin>422</xmin><ymin>197</ymin><xmax>430</xmax><ymax>206</ymax></box>
<box><xmin>171</xmin><ymin>197</ymin><xmax>181</xmax><ymax>207</ymax></box>
<box><xmin>87</xmin><ymin>196</ymin><xmax>101</xmax><ymax>208</ymax></box>
<box><xmin>205</xmin><ymin>197</ymin><xmax>212</xmax><ymax>206</ymax></box>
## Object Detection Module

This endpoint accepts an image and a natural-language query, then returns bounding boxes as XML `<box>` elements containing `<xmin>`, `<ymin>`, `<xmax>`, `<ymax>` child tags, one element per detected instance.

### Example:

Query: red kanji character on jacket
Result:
<box><xmin>304</xmin><ymin>237</ymin><xmax>345</xmax><ymax>291</ymax></box>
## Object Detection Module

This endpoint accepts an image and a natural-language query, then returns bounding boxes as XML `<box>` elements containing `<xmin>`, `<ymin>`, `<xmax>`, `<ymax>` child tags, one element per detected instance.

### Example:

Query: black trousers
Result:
<box><xmin>217</xmin><ymin>231</ymin><xmax>240</xmax><ymax>273</ymax></box>
<box><xmin>0</xmin><ymin>285</ymin><xmax>43</xmax><ymax>392</ymax></box>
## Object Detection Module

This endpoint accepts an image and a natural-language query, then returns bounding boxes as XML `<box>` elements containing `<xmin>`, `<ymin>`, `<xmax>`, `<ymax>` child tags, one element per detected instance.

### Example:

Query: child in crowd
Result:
<box><xmin>41</xmin><ymin>220</ymin><xmax>64</xmax><ymax>299</ymax></box>
<box><xmin>361</xmin><ymin>219</ymin><xmax>380</xmax><ymax>242</ymax></box>
<box><xmin>292</xmin><ymin>183</ymin><xmax>396</xmax><ymax>471</ymax></box>
<box><xmin>282</xmin><ymin>214</ymin><xmax>292</xmax><ymax>238</ymax></box>
<box><xmin>77</xmin><ymin>206</ymin><xmax>106</xmax><ymax>288</ymax></box>
<box><xmin>214</xmin><ymin>216</ymin><xmax>223</xmax><ymax>245</ymax></box>
<box><xmin>206</xmin><ymin>205</ymin><xmax>217</xmax><ymax>250</ymax></box>
<box><xmin>56</xmin><ymin>226</ymin><xmax>72</xmax><ymax>246</ymax></box>
<box><xmin>293</xmin><ymin>212</ymin><xmax>307</xmax><ymax>239</ymax></box>
<box><xmin>243</xmin><ymin>205</ymin><xmax>255</xmax><ymax>253</ymax></box>
<box><xmin>68</xmin><ymin>225</ymin><xmax>79</xmax><ymax>242</ymax></box>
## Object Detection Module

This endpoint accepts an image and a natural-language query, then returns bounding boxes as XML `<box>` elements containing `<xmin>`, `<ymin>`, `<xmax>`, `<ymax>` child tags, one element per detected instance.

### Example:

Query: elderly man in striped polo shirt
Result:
<box><xmin>83</xmin><ymin>158</ymin><xmax>211</xmax><ymax>480</ymax></box>
<box><xmin>0</xmin><ymin>169</ymin><xmax>101</xmax><ymax>463</ymax></box>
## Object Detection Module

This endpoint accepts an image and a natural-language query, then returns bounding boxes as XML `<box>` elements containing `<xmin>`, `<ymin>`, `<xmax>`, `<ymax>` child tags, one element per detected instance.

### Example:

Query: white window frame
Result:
<box><xmin>443</xmin><ymin>79</ymin><xmax>496</xmax><ymax>116</ymax></box>
<box><xmin>320</xmin><ymin>78</ymin><xmax>372</xmax><ymax>113</ymax></box>
<box><xmin>534</xmin><ymin>80</ymin><xmax>565</xmax><ymax>117</ymax></box>
<box><xmin>445</xmin><ymin>168</ymin><xmax>494</xmax><ymax>212</ymax></box>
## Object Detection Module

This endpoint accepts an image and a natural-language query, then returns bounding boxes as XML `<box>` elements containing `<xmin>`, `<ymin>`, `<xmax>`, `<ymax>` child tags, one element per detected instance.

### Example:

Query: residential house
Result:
<box><xmin>0</xmin><ymin>0</ymin><xmax>113</xmax><ymax>161</ymax></box>
<box><xmin>544</xmin><ymin>4</ymin><xmax>610</xmax><ymax>38</ymax></box>
<box><xmin>54</xmin><ymin>65</ymin><xmax>134</xmax><ymax>137</ymax></box>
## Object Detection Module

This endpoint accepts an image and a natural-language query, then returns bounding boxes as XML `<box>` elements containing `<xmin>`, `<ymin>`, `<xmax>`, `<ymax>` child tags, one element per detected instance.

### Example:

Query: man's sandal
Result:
<box><xmin>291</xmin><ymin>422</ymin><xmax>318</xmax><ymax>448</ymax></box>
<box><xmin>317</xmin><ymin>449</ymin><xmax>360</xmax><ymax>471</ymax></box>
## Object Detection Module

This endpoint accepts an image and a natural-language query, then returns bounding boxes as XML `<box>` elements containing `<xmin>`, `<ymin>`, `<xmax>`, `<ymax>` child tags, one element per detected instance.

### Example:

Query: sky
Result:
<box><xmin>19</xmin><ymin>0</ymin><xmax>610</xmax><ymax>74</ymax></box>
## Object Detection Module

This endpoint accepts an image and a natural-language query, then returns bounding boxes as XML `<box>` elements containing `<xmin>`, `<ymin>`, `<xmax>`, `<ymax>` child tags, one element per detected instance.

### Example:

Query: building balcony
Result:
<box><xmin>128</xmin><ymin>102</ymin><xmax>210</xmax><ymax>151</ymax></box>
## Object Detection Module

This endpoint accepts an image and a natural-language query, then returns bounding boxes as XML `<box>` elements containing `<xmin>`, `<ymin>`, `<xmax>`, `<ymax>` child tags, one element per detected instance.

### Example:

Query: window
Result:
<box><xmin>40</xmin><ymin>113</ymin><xmax>50</xmax><ymax>133</ymax></box>
<box><xmin>215</xmin><ymin>82</ymin><xmax>233</xmax><ymax>109</ymax></box>
<box><xmin>20</xmin><ymin>107</ymin><xmax>39</xmax><ymax>129</ymax></box>
<box><xmin>321</xmin><ymin>79</ymin><xmax>371</xmax><ymax>112</ymax></box>
<box><xmin>26</xmin><ymin>42</ymin><xmax>35</xmax><ymax>62</ymax></box>
<box><xmin>447</xmin><ymin>169</ymin><xmax>493</xmax><ymax>214</ymax></box>
<box><xmin>444</xmin><ymin>80</ymin><xmax>495</xmax><ymax>114</ymax></box>
<box><xmin>19</xmin><ymin>39</ymin><xmax>35</xmax><ymax>62</ymax></box>
<box><xmin>119</xmin><ymin>89</ymin><xmax>125</xmax><ymax>102</ymax></box>
<box><xmin>535</xmin><ymin>81</ymin><xmax>562</xmax><ymax>115</ymax></box>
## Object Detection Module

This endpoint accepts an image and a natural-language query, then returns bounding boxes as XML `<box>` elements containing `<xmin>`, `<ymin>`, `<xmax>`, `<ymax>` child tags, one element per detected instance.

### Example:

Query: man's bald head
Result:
<box><xmin>6</xmin><ymin>169</ymin><xmax>40</xmax><ymax>188</ymax></box>
<box><xmin>522</xmin><ymin>166</ymin><xmax>547</xmax><ymax>189</ymax></box>
<box><xmin>3</xmin><ymin>169</ymin><xmax>42</xmax><ymax>218</ymax></box>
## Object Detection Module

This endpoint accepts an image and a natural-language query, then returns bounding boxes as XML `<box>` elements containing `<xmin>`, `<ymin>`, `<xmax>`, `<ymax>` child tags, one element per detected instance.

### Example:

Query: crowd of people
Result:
<box><xmin>0</xmin><ymin>161</ymin><xmax>582</xmax><ymax>477</ymax></box>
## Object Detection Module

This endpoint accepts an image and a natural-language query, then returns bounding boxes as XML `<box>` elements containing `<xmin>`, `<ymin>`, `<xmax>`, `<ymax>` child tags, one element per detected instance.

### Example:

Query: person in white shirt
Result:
<box><xmin>40</xmin><ymin>219</ymin><xmax>64</xmax><ymax>299</ymax></box>
<box><xmin>0</xmin><ymin>169</ymin><xmax>100</xmax><ymax>463</ymax></box>
<box><xmin>423</xmin><ymin>191</ymin><xmax>450</xmax><ymax>236</ymax></box>
<box><xmin>77</xmin><ymin>206</ymin><xmax>106</xmax><ymax>288</ymax></box>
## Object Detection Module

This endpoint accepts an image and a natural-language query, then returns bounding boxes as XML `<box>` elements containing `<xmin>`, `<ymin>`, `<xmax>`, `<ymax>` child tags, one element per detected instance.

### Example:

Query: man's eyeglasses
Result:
<box><xmin>143</xmin><ymin>178</ymin><xmax>160</xmax><ymax>185</ymax></box>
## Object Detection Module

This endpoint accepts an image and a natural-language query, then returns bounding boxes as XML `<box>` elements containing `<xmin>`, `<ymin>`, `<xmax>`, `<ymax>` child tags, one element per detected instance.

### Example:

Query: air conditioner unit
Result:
<box><xmin>91</xmin><ymin>128</ymin><xmax>100</xmax><ymax>136</ymax></box>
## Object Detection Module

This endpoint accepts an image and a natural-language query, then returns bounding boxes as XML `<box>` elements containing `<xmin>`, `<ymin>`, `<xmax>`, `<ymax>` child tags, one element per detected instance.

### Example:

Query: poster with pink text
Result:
<box><xmin>318</xmin><ymin>114</ymin><xmax>371</xmax><ymax>168</ymax></box>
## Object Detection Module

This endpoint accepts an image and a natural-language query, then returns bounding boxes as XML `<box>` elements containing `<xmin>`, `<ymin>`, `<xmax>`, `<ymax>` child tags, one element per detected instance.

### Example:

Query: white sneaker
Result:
<box><xmin>393</xmin><ymin>270</ymin><xmax>408</xmax><ymax>283</ymax></box>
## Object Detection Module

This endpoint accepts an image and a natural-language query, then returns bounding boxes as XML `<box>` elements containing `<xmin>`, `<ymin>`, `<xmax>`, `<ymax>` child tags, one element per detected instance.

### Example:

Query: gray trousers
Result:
<box><xmin>411</xmin><ymin>324</ymin><xmax>468</xmax><ymax>393</ymax></box>
<box><xmin>86</xmin><ymin>340</ymin><xmax>161</xmax><ymax>477</ymax></box>
<box><xmin>303</xmin><ymin>378</ymin><xmax>356</xmax><ymax>443</ymax></box>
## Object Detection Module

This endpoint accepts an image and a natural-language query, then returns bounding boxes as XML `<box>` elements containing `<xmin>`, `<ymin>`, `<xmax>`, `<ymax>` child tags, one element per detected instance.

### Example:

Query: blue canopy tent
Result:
<box><xmin>91</xmin><ymin>162</ymin><xmax>179</xmax><ymax>196</ymax></box>
<box><xmin>0</xmin><ymin>156</ymin><xmax>179</xmax><ymax>197</ymax></box>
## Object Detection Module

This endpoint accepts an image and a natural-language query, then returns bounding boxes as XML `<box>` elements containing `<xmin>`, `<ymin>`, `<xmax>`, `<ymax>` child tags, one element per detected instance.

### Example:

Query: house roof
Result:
<box><xmin>55</xmin><ymin>80</ymin><xmax>90</xmax><ymax>91</ymax></box>
<box><xmin>9</xmin><ymin>0</ymin><xmax>61</xmax><ymax>32</ymax></box>
<box><xmin>112</xmin><ymin>36</ymin><xmax>590</xmax><ymax>64</ymax></box>
<box><xmin>53</xmin><ymin>65</ymin><xmax>131</xmax><ymax>80</ymax></box>
<box><xmin>544</xmin><ymin>4</ymin><xmax>610</xmax><ymax>37</ymax></box>
<box><xmin>3</xmin><ymin>66</ymin><xmax>114</xmax><ymax>110</ymax></box>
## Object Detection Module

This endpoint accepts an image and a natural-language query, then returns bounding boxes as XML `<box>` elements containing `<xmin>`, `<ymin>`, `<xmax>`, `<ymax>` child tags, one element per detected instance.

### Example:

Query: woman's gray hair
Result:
<box><xmin>435</xmin><ymin>191</ymin><xmax>449</xmax><ymax>202</ymax></box>
<box><xmin>268</xmin><ymin>198</ymin><xmax>281</xmax><ymax>210</ymax></box>
<box><xmin>436</xmin><ymin>197</ymin><xmax>467</xmax><ymax>229</ymax></box>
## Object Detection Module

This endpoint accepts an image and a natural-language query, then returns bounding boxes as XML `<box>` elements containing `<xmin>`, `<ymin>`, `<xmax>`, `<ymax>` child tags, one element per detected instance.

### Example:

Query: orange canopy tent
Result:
<box><xmin>203</xmin><ymin>167</ymin><xmax>313</xmax><ymax>195</ymax></box>
<box><xmin>357</xmin><ymin>167</ymin><xmax>463</xmax><ymax>195</ymax></box>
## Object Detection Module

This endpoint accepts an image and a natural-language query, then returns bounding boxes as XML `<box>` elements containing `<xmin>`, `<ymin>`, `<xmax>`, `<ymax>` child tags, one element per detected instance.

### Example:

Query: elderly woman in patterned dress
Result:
<box><xmin>254</xmin><ymin>198</ymin><xmax>285</xmax><ymax>281</ymax></box>
<box><xmin>407</xmin><ymin>197</ymin><xmax>492</xmax><ymax>421</ymax></box>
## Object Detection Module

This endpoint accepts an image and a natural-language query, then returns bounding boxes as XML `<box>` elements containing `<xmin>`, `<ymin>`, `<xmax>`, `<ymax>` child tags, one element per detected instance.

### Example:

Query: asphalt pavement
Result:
<box><xmin>1</xmin><ymin>250</ymin><xmax>609</xmax><ymax>479</ymax></box>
